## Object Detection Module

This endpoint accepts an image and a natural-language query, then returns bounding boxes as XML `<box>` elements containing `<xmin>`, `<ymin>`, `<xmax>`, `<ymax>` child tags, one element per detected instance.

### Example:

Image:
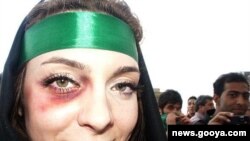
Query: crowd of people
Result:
<box><xmin>159</xmin><ymin>72</ymin><xmax>250</xmax><ymax>130</ymax></box>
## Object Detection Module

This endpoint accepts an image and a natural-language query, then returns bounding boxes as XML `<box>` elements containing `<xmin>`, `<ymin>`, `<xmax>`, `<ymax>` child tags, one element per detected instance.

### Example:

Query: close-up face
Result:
<box><xmin>22</xmin><ymin>48</ymin><xmax>140</xmax><ymax>141</ymax></box>
<box><xmin>216</xmin><ymin>82</ymin><xmax>249</xmax><ymax>115</ymax></box>
<box><xmin>163</xmin><ymin>103</ymin><xmax>182</xmax><ymax>114</ymax></box>
<box><xmin>187</xmin><ymin>99</ymin><xmax>196</xmax><ymax>114</ymax></box>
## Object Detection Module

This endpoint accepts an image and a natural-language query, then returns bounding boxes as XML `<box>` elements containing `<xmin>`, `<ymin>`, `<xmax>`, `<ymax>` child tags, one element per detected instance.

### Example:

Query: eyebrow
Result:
<box><xmin>41</xmin><ymin>57</ymin><xmax>139</xmax><ymax>76</ymax></box>
<box><xmin>41</xmin><ymin>57</ymin><xmax>85</xmax><ymax>70</ymax></box>
<box><xmin>228</xmin><ymin>90</ymin><xmax>250</xmax><ymax>95</ymax></box>
<box><xmin>112</xmin><ymin>66</ymin><xmax>140</xmax><ymax>78</ymax></box>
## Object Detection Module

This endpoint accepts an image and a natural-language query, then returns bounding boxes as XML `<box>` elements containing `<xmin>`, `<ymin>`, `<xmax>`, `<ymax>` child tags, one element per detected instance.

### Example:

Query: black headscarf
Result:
<box><xmin>0</xmin><ymin>1</ymin><xmax>167</xmax><ymax>141</ymax></box>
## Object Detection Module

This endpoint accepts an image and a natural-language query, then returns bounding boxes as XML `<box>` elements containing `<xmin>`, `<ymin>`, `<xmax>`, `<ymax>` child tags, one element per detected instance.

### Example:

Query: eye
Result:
<box><xmin>111</xmin><ymin>82</ymin><xmax>139</xmax><ymax>96</ymax></box>
<box><xmin>43</xmin><ymin>73</ymin><xmax>80</xmax><ymax>94</ymax></box>
<box><xmin>242</xmin><ymin>92</ymin><xmax>250</xmax><ymax>100</ymax></box>
<box><xmin>55</xmin><ymin>77</ymin><xmax>70</xmax><ymax>87</ymax></box>
<box><xmin>166</xmin><ymin>105</ymin><xmax>174</xmax><ymax>110</ymax></box>
<box><xmin>228</xmin><ymin>92</ymin><xmax>239</xmax><ymax>98</ymax></box>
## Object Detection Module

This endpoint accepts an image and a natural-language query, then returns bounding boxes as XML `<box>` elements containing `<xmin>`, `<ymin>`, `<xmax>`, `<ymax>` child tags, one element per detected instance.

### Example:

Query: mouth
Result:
<box><xmin>232</xmin><ymin>109</ymin><xmax>246</xmax><ymax>115</ymax></box>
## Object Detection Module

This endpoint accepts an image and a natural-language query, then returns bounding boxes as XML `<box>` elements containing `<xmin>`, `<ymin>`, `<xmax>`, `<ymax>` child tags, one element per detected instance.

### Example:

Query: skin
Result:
<box><xmin>23</xmin><ymin>48</ymin><xmax>140</xmax><ymax>141</ymax></box>
<box><xmin>209</xmin><ymin>82</ymin><xmax>249</xmax><ymax>125</ymax></box>
<box><xmin>187</xmin><ymin>99</ymin><xmax>196</xmax><ymax>117</ymax></box>
<box><xmin>162</xmin><ymin>103</ymin><xmax>190</xmax><ymax>125</ymax></box>
<box><xmin>199</xmin><ymin>99</ymin><xmax>214</xmax><ymax>114</ymax></box>
<box><xmin>245</xmin><ymin>101</ymin><xmax>250</xmax><ymax>116</ymax></box>
<box><xmin>245</xmin><ymin>109</ymin><xmax>250</xmax><ymax>116</ymax></box>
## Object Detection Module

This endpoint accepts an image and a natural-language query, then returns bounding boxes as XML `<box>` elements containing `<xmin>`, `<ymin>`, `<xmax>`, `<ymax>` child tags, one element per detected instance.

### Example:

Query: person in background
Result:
<box><xmin>190</xmin><ymin>95</ymin><xmax>214</xmax><ymax>125</ymax></box>
<box><xmin>158</xmin><ymin>89</ymin><xmax>190</xmax><ymax>131</ymax></box>
<box><xmin>0</xmin><ymin>0</ymin><xmax>167</xmax><ymax>140</ymax></box>
<box><xmin>245</xmin><ymin>105</ymin><xmax>250</xmax><ymax>116</ymax></box>
<box><xmin>186</xmin><ymin>96</ymin><xmax>197</xmax><ymax>118</ymax></box>
<box><xmin>208</xmin><ymin>72</ymin><xmax>249</xmax><ymax>125</ymax></box>
<box><xmin>245</xmin><ymin>98</ymin><xmax>250</xmax><ymax>116</ymax></box>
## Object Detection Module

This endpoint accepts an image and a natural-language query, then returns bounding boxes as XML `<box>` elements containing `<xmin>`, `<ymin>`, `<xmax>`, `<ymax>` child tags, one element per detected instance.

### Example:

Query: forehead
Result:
<box><xmin>188</xmin><ymin>99</ymin><xmax>196</xmax><ymax>102</ymax></box>
<box><xmin>26</xmin><ymin>48</ymin><xmax>139</xmax><ymax>72</ymax></box>
<box><xmin>166</xmin><ymin>103</ymin><xmax>181</xmax><ymax>107</ymax></box>
<box><xmin>224</xmin><ymin>82</ymin><xmax>249</xmax><ymax>92</ymax></box>
<box><xmin>205</xmin><ymin>99</ymin><xmax>213</xmax><ymax>105</ymax></box>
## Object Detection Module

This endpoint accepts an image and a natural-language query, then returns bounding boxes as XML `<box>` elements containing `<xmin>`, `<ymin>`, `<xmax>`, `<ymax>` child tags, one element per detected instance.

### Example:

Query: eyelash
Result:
<box><xmin>42</xmin><ymin>73</ymin><xmax>80</xmax><ymax>95</ymax></box>
<box><xmin>42</xmin><ymin>74</ymin><xmax>141</xmax><ymax>98</ymax></box>
<box><xmin>111</xmin><ymin>81</ymin><xmax>141</xmax><ymax>96</ymax></box>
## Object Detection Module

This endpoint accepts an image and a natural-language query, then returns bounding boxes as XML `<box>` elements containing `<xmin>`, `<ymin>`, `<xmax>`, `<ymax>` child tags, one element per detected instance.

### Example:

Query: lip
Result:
<box><xmin>232</xmin><ymin>109</ymin><xmax>246</xmax><ymax>115</ymax></box>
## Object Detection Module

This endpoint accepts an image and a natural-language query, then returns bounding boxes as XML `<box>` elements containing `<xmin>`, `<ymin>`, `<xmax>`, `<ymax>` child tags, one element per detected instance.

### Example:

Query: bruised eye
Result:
<box><xmin>56</xmin><ymin>78</ymin><xmax>70</xmax><ymax>87</ymax></box>
<box><xmin>43</xmin><ymin>73</ymin><xmax>80</xmax><ymax>94</ymax></box>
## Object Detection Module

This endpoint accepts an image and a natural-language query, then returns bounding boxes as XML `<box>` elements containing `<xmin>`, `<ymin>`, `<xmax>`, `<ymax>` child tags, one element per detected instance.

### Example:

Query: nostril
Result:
<box><xmin>78</xmin><ymin>115</ymin><xmax>113</xmax><ymax>134</ymax></box>
<box><xmin>77</xmin><ymin>97</ymin><xmax>114</xmax><ymax>133</ymax></box>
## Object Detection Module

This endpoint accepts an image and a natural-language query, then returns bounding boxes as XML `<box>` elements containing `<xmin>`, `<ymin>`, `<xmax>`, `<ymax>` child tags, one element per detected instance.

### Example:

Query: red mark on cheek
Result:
<box><xmin>25</xmin><ymin>84</ymin><xmax>85</xmax><ymax>113</ymax></box>
<box><xmin>39</xmin><ymin>104</ymin><xmax>48</xmax><ymax>113</ymax></box>
<box><xmin>37</xmin><ymin>88</ymin><xmax>84</xmax><ymax>112</ymax></box>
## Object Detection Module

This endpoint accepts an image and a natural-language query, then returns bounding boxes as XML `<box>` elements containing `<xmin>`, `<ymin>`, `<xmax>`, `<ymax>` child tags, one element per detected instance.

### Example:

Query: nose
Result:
<box><xmin>77</xmin><ymin>88</ymin><xmax>113</xmax><ymax>133</ymax></box>
<box><xmin>190</xmin><ymin>104</ymin><xmax>195</xmax><ymax>108</ymax></box>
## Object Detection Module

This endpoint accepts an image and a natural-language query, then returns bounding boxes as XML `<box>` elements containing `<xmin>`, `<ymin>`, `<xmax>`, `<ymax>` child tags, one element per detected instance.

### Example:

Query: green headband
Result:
<box><xmin>20</xmin><ymin>11</ymin><xmax>138</xmax><ymax>66</ymax></box>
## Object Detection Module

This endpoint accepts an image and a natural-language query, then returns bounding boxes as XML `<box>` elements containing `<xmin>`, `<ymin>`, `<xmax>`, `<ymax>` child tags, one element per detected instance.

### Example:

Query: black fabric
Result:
<box><xmin>0</xmin><ymin>73</ymin><xmax>2</xmax><ymax>91</ymax></box>
<box><xmin>0</xmin><ymin>3</ymin><xmax>167</xmax><ymax>141</ymax></box>
<box><xmin>0</xmin><ymin>16</ymin><xmax>28</xmax><ymax>141</ymax></box>
<box><xmin>137</xmin><ymin>47</ymin><xmax>167</xmax><ymax>141</ymax></box>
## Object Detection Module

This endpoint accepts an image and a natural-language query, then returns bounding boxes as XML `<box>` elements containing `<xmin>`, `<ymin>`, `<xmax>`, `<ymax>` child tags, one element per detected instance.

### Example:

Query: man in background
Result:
<box><xmin>190</xmin><ymin>95</ymin><xmax>214</xmax><ymax>125</ymax></box>
<box><xmin>208</xmin><ymin>72</ymin><xmax>249</xmax><ymax>125</ymax></box>
<box><xmin>158</xmin><ymin>89</ymin><xmax>190</xmax><ymax>131</ymax></box>
<box><xmin>186</xmin><ymin>96</ymin><xmax>197</xmax><ymax>118</ymax></box>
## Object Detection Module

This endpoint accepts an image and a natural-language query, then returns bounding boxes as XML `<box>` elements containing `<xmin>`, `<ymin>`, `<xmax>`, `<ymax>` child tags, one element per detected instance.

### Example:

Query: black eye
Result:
<box><xmin>43</xmin><ymin>74</ymin><xmax>80</xmax><ymax>90</ymax></box>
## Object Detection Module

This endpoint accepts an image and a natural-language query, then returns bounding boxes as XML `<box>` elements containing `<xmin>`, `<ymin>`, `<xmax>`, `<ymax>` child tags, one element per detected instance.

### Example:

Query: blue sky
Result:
<box><xmin>0</xmin><ymin>0</ymin><xmax>249</xmax><ymax>112</ymax></box>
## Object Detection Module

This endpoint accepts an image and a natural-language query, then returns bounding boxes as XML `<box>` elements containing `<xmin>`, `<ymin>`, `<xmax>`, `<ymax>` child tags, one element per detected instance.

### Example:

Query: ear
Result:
<box><xmin>213</xmin><ymin>94</ymin><xmax>220</xmax><ymax>105</ymax></box>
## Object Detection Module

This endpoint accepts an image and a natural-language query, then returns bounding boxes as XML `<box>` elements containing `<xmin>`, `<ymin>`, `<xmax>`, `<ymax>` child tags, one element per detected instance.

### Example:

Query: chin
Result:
<box><xmin>232</xmin><ymin>110</ymin><xmax>246</xmax><ymax>115</ymax></box>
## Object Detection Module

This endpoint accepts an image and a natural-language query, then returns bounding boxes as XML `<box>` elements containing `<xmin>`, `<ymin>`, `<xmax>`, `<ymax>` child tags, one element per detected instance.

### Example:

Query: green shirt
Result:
<box><xmin>161</xmin><ymin>113</ymin><xmax>168</xmax><ymax>131</ymax></box>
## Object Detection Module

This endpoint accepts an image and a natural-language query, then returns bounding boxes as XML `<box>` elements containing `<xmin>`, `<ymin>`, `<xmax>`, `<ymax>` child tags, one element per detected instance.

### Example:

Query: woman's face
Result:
<box><xmin>23</xmin><ymin>48</ymin><xmax>140</xmax><ymax>141</ymax></box>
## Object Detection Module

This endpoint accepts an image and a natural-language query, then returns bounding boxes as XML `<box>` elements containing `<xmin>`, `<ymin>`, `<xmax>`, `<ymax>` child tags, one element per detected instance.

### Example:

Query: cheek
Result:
<box><xmin>113</xmin><ymin>99</ymin><xmax>138</xmax><ymax>133</ymax></box>
<box><xmin>23</xmin><ymin>84</ymin><xmax>77</xmax><ymax>134</ymax></box>
<box><xmin>219</xmin><ymin>96</ymin><xmax>232</xmax><ymax>109</ymax></box>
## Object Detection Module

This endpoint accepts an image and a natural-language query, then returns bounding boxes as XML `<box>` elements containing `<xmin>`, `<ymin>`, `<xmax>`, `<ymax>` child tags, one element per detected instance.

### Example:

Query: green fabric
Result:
<box><xmin>20</xmin><ymin>11</ymin><xmax>138</xmax><ymax>66</ymax></box>
<box><xmin>161</xmin><ymin>113</ymin><xmax>168</xmax><ymax>131</ymax></box>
